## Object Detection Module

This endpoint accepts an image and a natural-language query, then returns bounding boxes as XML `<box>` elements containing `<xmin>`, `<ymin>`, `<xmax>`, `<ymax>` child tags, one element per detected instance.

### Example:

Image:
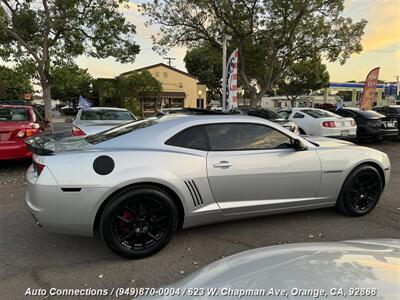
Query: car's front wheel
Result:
<box><xmin>336</xmin><ymin>165</ymin><xmax>383</xmax><ymax>216</ymax></box>
<box><xmin>100</xmin><ymin>186</ymin><xmax>178</xmax><ymax>259</ymax></box>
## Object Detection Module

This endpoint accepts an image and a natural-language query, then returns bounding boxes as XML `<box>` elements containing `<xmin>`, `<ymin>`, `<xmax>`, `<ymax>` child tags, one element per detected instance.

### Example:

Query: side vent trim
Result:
<box><xmin>184</xmin><ymin>180</ymin><xmax>204</xmax><ymax>207</ymax></box>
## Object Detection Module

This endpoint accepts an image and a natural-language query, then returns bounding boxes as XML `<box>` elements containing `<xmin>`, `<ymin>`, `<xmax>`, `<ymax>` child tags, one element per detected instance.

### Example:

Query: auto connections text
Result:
<box><xmin>24</xmin><ymin>287</ymin><xmax>378</xmax><ymax>298</ymax></box>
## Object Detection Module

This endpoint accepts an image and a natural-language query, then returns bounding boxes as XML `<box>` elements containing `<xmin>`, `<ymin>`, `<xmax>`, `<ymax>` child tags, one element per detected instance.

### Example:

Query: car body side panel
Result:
<box><xmin>206</xmin><ymin>148</ymin><xmax>323</xmax><ymax>214</ymax></box>
<box><xmin>315</xmin><ymin>146</ymin><xmax>391</xmax><ymax>201</ymax></box>
<box><xmin>30</xmin><ymin>148</ymin><xmax>221</xmax><ymax>235</ymax></box>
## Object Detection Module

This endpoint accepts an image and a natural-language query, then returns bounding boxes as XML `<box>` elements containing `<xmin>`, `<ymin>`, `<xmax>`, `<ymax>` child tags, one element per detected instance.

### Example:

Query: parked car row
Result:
<box><xmin>277</xmin><ymin>106</ymin><xmax>399</xmax><ymax>141</ymax></box>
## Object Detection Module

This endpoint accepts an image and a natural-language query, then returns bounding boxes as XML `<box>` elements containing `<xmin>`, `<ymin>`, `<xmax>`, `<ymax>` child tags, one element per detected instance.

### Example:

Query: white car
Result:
<box><xmin>278</xmin><ymin>108</ymin><xmax>357</xmax><ymax>139</ymax></box>
<box><xmin>72</xmin><ymin>107</ymin><xmax>137</xmax><ymax>136</ymax></box>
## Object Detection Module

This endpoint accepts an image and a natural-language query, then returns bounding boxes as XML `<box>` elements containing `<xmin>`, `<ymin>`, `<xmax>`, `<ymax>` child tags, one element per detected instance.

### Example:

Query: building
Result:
<box><xmin>261</xmin><ymin>95</ymin><xmax>341</xmax><ymax>110</ymax></box>
<box><xmin>120</xmin><ymin>63</ymin><xmax>207</xmax><ymax>117</ymax></box>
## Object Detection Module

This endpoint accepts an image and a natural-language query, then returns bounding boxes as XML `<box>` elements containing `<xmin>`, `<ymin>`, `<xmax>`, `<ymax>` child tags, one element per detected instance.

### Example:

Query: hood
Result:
<box><xmin>155</xmin><ymin>240</ymin><xmax>400</xmax><ymax>300</ymax></box>
<box><xmin>303</xmin><ymin>136</ymin><xmax>355</xmax><ymax>147</ymax></box>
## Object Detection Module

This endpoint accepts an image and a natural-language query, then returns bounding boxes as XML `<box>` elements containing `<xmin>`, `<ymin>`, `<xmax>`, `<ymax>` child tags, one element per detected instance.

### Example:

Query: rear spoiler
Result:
<box><xmin>25</xmin><ymin>134</ymin><xmax>56</xmax><ymax>155</ymax></box>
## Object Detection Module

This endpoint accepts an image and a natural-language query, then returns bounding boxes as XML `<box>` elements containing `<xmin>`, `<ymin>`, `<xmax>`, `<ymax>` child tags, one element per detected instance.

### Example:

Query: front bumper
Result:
<box><xmin>25</xmin><ymin>164</ymin><xmax>109</xmax><ymax>236</ymax></box>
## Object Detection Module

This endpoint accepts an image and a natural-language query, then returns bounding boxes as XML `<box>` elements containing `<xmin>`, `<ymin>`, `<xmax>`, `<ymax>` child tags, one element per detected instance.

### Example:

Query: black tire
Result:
<box><xmin>336</xmin><ymin>165</ymin><xmax>383</xmax><ymax>216</ymax></box>
<box><xmin>299</xmin><ymin>128</ymin><xmax>306</xmax><ymax>135</ymax></box>
<box><xmin>100</xmin><ymin>185</ymin><xmax>178</xmax><ymax>259</ymax></box>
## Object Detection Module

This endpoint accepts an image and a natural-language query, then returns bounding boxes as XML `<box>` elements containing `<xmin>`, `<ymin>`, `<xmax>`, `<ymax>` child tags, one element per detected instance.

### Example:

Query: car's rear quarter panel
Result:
<box><xmin>33</xmin><ymin>147</ymin><xmax>215</xmax><ymax>235</ymax></box>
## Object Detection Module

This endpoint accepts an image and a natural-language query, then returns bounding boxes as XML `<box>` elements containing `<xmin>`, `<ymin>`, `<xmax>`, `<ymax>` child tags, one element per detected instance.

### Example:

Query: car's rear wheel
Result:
<box><xmin>336</xmin><ymin>165</ymin><xmax>382</xmax><ymax>216</ymax></box>
<box><xmin>100</xmin><ymin>186</ymin><xmax>178</xmax><ymax>259</ymax></box>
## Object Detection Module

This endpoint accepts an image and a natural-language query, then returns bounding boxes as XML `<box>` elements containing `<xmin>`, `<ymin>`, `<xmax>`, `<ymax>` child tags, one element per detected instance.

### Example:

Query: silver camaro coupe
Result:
<box><xmin>25</xmin><ymin>111</ymin><xmax>391</xmax><ymax>258</ymax></box>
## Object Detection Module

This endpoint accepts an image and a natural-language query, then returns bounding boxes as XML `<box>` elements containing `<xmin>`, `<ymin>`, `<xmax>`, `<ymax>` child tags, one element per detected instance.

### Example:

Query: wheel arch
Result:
<box><xmin>347</xmin><ymin>161</ymin><xmax>386</xmax><ymax>189</ymax></box>
<box><xmin>93</xmin><ymin>182</ymin><xmax>185</xmax><ymax>232</ymax></box>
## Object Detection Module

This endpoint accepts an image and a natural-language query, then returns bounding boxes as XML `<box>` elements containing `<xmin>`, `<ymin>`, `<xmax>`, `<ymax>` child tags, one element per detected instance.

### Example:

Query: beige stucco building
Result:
<box><xmin>120</xmin><ymin>63</ymin><xmax>207</xmax><ymax>117</ymax></box>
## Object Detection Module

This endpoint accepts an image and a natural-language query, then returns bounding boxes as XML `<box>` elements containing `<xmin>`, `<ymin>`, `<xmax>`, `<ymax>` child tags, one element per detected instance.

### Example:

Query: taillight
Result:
<box><xmin>72</xmin><ymin>125</ymin><xmax>86</xmax><ymax>136</ymax></box>
<box><xmin>322</xmin><ymin>121</ymin><xmax>336</xmax><ymax>128</ymax></box>
<box><xmin>350</xmin><ymin>120</ymin><xmax>356</xmax><ymax>127</ymax></box>
<box><xmin>34</xmin><ymin>161</ymin><xmax>45</xmax><ymax>176</ymax></box>
<box><xmin>17</xmin><ymin>127</ymin><xmax>40</xmax><ymax>138</ymax></box>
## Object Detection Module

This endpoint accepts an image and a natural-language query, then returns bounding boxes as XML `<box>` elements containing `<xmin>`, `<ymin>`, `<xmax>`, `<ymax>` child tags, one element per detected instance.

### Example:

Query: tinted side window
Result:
<box><xmin>206</xmin><ymin>123</ymin><xmax>291</xmax><ymax>151</ymax></box>
<box><xmin>293</xmin><ymin>112</ymin><xmax>304</xmax><ymax>118</ymax></box>
<box><xmin>166</xmin><ymin>126</ymin><xmax>208</xmax><ymax>150</ymax></box>
<box><xmin>340</xmin><ymin>110</ymin><xmax>356</xmax><ymax>117</ymax></box>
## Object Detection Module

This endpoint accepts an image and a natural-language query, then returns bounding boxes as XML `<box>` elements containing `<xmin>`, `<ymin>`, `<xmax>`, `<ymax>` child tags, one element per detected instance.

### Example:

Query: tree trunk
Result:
<box><xmin>249</xmin><ymin>89</ymin><xmax>258</xmax><ymax>108</ymax></box>
<box><xmin>42</xmin><ymin>83</ymin><xmax>53</xmax><ymax>130</ymax></box>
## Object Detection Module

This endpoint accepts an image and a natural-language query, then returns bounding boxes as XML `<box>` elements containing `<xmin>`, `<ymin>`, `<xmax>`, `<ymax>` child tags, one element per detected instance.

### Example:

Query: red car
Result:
<box><xmin>0</xmin><ymin>105</ymin><xmax>49</xmax><ymax>160</ymax></box>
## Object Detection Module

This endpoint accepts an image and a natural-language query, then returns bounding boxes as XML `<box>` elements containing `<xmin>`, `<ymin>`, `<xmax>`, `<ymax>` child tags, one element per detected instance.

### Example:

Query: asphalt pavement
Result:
<box><xmin>0</xmin><ymin>140</ymin><xmax>399</xmax><ymax>299</ymax></box>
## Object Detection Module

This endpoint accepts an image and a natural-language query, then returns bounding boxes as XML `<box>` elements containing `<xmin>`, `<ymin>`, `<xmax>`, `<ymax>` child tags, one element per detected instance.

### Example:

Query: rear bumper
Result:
<box><xmin>0</xmin><ymin>141</ymin><xmax>31</xmax><ymax>160</ymax></box>
<box><xmin>358</xmin><ymin>128</ymin><xmax>399</xmax><ymax>138</ymax></box>
<box><xmin>25</xmin><ymin>165</ymin><xmax>110</xmax><ymax>237</ymax></box>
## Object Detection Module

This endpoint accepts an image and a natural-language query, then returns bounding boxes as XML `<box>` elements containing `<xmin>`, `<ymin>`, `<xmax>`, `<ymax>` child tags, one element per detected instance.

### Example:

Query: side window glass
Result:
<box><xmin>206</xmin><ymin>123</ymin><xmax>292</xmax><ymax>151</ymax></box>
<box><xmin>165</xmin><ymin>126</ymin><xmax>208</xmax><ymax>150</ymax></box>
<box><xmin>293</xmin><ymin>112</ymin><xmax>304</xmax><ymax>118</ymax></box>
<box><xmin>278</xmin><ymin>111</ymin><xmax>289</xmax><ymax>119</ymax></box>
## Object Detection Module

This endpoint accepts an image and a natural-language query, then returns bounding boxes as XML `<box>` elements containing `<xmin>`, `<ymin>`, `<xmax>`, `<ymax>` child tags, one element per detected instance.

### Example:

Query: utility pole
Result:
<box><xmin>221</xmin><ymin>35</ymin><xmax>231</xmax><ymax>111</ymax></box>
<box><xmin>163</xmin><ymin>57</ymin><xmax>176</xmax><ymax>66</ymax></box>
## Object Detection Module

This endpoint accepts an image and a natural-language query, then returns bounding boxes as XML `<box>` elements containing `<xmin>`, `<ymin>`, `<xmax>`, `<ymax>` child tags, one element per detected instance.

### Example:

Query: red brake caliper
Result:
<box><xmin>119</xmin><ymin>211</ymin><xmax>134</xmax><ymax>232</ymax></box>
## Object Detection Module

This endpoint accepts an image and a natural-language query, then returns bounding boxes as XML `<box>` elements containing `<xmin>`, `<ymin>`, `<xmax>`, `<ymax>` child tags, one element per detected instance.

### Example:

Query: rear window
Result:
<box><xmin>352</xmin><ymin>109</ymin><xmax>385</xmax><ymax>118</ymax></box>
<box><xmin>81</xmin><ymin>109</ymin><xmax>135</xmax><ymax>121</ymax></box>
<box><xmin>0</xmin><ymin>107</ymin><xmax>31</xmax><ymax>121</ymax></box>
<box><xmin>85</xmin><ymin>119</ymin><xmax>157</xmax><ymax>144</ymax></box>
<box><xmin>247</xmin><ymin>109</ymin><xmax>282</xmax><ymax>120</ymax></box>
<box><xmin>301</xmin><ymin>109</ymin><xmax>339</xmax><ymax>118</ymax></box>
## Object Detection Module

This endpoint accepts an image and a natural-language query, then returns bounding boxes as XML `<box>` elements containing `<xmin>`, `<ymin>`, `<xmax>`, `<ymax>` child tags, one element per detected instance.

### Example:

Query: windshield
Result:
<box><xmin>301</xmin><ymin>109</ymin><xmax>339</xmax><ymax>118</ymax></box>
<box><xmin>85</xmin><ymin>119</ymin><xmax>157</xmax><ymax>144</ymax></box>
<box><xmin>81</xmin><ymin>109</ymin><xmax>135</xmax><ymax>121</ymax></box>
<box><xmin>0</xmin><ymin>107</ymin><xmax>30</xmax><ymax>121</ymax></box>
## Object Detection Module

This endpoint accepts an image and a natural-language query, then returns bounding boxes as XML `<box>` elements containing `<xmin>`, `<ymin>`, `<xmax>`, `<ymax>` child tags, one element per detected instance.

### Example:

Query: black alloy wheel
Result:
<box><xmin>336</xmin><ymin>165</ymin><xmax>383</xmax><ymax>216</ymax></box>
<box><xmin>100</xmin><ymin>186</ymin><xmax>178</xmax><ymax>259</ymax></box>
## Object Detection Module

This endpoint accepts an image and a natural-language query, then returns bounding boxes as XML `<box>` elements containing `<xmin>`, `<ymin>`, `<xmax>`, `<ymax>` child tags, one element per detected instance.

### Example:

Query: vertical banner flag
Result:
<box><xmin>226</xmin><ymin>49</ymin><xmax>239</xmax><ymax>110</ymax></box>
<box><xmin>360</xmin><ymin>67</ymin><xmax>380</xmax><ymax>110</ymax></box>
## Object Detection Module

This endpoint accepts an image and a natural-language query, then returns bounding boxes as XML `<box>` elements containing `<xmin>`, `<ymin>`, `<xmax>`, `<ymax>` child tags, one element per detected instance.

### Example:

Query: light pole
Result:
<box><xmin>222</xmin><ymin>35</ymin><xmax>232</xmax><ymax>111</ymax></box>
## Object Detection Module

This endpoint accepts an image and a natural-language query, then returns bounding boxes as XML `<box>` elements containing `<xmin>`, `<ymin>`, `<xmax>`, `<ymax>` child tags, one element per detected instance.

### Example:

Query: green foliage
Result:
<box><xmin>276</xmin><ymin>58</ymin><xmax>330</xmax><ymax>101</ymax></box>
<box><xmin>0</xmin><ymin>0</ymin><xmax>140</xmax><ymax>121</ymax></box>
<box><xmin>94</xmin><ymin>71</ymin><xmax>162</xmax><ymax>116</ymax></box>
<box><xmin>0</xmin><ymin>65</ymin><xmax>32</xmax><ymax>99</ymax></box>
<box><xmin>51</xmin><ymin>64</ymin><xmax>93</xmax><ymax>104</ymax></box>
<box><xmin>184</xmin><ymin>45</ymin><xmax>222</xmax><ymax>94</ymax></box>
<box><xmin>143</xmin><ymin>0</ymin><xmax>367</xmax><ymax>106</ymax></box>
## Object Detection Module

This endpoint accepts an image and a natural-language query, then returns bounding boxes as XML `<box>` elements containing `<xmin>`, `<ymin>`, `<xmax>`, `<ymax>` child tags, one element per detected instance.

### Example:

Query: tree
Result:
<box><xmin>119</xmin><ymin>71</ymin><xmax>162</xmax><ymax>116</ymax></box>
<box><xmin>94</xmin><ymin>70</ymin><xmax>162</xmax><ymax>116</ymax></box>
<box><xmin>276</xmin><ymin>58</ymin><xmax>330</xmax><ymax>106</ymax></box>
<box><xmin>143</xmin><ymin>0</ymin><xmax>367</xmax><ymax>108</ymax></box>
<box><xmin>184</xmin><ymin>45</ymin><xmax>222</xmax><ymax>96</ymax></box>
<box><xmin>0</xmin><ymin>0</ymin><xmax>140</xmax><ymax>124</ymax></box>
<box><xmin>0</xmin><ymin>64</ymin><xmax>32</xmax><ymax>99</ymax></box>
<box><xmin>51</xmin><ymin>64</ymin><xmax>92</xmax><ymax>105</ymax></box>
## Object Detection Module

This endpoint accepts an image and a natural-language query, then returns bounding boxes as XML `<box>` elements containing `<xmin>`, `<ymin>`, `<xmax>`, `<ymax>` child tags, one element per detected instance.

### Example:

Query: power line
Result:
<box><xmin>163</xmin><ymin>57</ymin><xmax>176</xmax><ymax>66</ymax></box>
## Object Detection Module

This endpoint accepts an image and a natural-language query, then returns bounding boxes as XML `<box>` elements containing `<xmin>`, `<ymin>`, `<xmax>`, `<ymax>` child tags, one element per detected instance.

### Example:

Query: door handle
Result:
<box><xmin>213</xmin><ymin>161</ymin><xmax>232</xmax><ymax>168</ymax></box>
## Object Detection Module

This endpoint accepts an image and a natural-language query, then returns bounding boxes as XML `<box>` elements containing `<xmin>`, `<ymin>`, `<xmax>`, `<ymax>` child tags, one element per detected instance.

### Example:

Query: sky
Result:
<box><xmin>3</xmin><ymin>0</ymin><xmax>400</xmax><ymax>83</ymax></box>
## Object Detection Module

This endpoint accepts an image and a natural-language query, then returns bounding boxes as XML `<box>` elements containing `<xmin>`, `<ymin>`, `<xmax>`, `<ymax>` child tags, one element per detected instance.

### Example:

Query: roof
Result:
<box><xmin>82</xmin><ymin>107</ymin><xmax>129</xmax><ymax>111</ymax></box>
<box><xmin>0</xmin><ymin>104</ymin><xmax>31</xmax><ymax>109</ymax></box>
<box><xmin>120</xmin><ymin>63</ymin><xmax>198</xmax><ymax>80</ymax></box>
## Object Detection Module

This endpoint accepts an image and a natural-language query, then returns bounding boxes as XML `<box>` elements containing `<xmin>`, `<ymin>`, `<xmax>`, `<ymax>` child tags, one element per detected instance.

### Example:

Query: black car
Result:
<box><xmin>332</xmin><ymin>107</ymin><xmax>398</xmax><ymax>141</ymax></box>
<box><xmin>230</xmin><ymin>108</ymin><xmax>299</xmax><ymax>133</ymax></box>
<box><xmin>373</xmin><ymin>106</ymin><xmax>400</xmax><ymax>136</ymax></box>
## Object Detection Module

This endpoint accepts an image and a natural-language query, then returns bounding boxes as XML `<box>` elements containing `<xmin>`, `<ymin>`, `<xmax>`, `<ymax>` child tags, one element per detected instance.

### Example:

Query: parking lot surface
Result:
<box><xmin>1</xmin><ymin>141</ymin><xmax>399</xmax><ymax>299</ymax></box>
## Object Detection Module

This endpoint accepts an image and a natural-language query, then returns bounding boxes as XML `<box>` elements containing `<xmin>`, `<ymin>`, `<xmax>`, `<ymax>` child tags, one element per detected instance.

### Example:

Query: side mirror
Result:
<box><xmin>292</xmin><ymin>138</ymin><xmax>307</xmax><ymax>151</ymax></box>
